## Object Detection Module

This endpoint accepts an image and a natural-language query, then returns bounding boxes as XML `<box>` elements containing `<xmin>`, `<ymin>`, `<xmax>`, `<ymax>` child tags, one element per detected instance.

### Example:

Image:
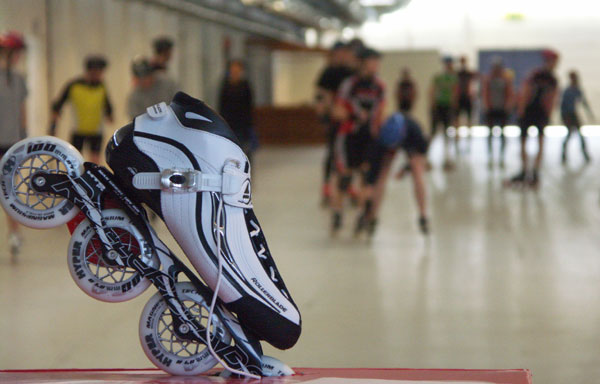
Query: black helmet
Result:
<box><xmin>131</xmin><ymin>56</ymin><xmax>153</xmax><ymax>77</ymax></box>
<box><xmin>331</xmin><ymin>41</ymin><xmax>347</xmax><ymax>51</ymax></box>
<box><xmin>153</xmin><ymin>36</ymin><xmax>174</xmax><ymax>54</ymax></box>
<box><xmin>348</xmin><ymin>37</ymin><xmax>365</xmax><ymax>52</ymax></box>
<box><xmin>357</xmin><ymin>47</ymin><xmax>381</xmax><ymax>60</ymax></box>
<box><xmin>85</xmin><ymin>55</ymin><xmax>108</xmax><ymax>70</ymax></box>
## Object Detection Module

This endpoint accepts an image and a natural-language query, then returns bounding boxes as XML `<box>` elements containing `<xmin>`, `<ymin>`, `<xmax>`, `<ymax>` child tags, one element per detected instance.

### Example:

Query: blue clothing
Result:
<box><xmin>561</xmin><ymin>85</ymin><xmax>583</xmax><ymax>115</ymax></box>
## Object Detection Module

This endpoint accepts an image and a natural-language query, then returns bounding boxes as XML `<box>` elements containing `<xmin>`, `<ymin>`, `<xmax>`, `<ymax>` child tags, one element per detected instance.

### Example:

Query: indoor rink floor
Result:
<box><xmin>1</xmin><ymin>136</ymin><xmax>600</xmax><ymax>384</ymax></box>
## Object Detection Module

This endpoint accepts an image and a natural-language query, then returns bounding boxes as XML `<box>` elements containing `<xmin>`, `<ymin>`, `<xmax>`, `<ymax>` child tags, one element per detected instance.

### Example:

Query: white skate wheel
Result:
<box><xmin>67</xmin><ymin>209</ymin><xmax>156</xmax><ymax>302</ymax></box>
<box><xmin>139</xmin><ymin>281</ymin><xmax>231</xmax><ymax>375</ymax></box>
<box><xmin>261</xmin><ymin>355</ymin><xmax>295</xmax><ymax>376</ymax></box>
<box><xmin>0</xmin><ymin>136</ymin><xmax>84</xmax><ymax>228</ymax></box>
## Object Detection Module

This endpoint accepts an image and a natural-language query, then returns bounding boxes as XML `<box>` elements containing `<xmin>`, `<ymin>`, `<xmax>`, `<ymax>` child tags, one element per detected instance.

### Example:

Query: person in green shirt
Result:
<box><xmin>429</xmin><ymin>56</ymin><xmax>458</xmax><ymax>170</ymax></box>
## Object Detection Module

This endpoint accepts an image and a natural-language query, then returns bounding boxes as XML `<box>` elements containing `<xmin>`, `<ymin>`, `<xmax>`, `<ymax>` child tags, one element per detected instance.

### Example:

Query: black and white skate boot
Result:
<box><xmin>106</xmin><ymin>92</ymin><xmax>301</xmax><ymax>350</ymax></box>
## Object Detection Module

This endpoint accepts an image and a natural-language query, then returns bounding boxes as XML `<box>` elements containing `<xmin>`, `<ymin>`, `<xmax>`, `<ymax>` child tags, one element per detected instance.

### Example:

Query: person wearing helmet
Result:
<box><xmin>455</xmin><ymin>56</ymin><xmax>477</xmax><ymax>133</ymax></box>
<box><xmin>360</xmin><ymin>112</ymin><xmax>430</xmax><ymax>236</ymax></box>
<box><xmin>331</xmin><ymin>47</ymin><xmax>385</xmax><ymax>236</ymax></box>
<box><xmin>315</xmin><ymin>41</ymin><xmax>356</xmax><ymax>206</ymax></box>
<box><xmin>430</xmin><ymin>56</ymin><xmax>459</xmax><ymax>170</ymax></box>
<box><xmin>508</xmin><ymin>49</ymin><xmax>559</xmax><ymax>187</ymax></box>
<box><xmin>51</xmin><ymin>55</ymin><xmax>113</xmax><ymax>164</ymax></box>
<box><xmin>149</xmin><ymin>36</ymin><xmax>178</xmax><ymax>100</ymax></box>
<box><xmin>0</xmin><ymin>31</ymin><xmax>27</xmax><ymax>260</ymax></box>
<box><xmin>127</xmin><ymin>57</ymin><xmax>156</xmax><ymax>118</ymax></box>
<box><xmin>482</xmin><ymin>56</ymin><xmax>514</xmax><ymax>167</ymax></box>
<box><xmin>127</xmin><ymin>56</ymin><xmax>176</xmax><ymax>119</ymax></box>
<box><xmin>151</xmin><ymin>36</ymin><xmax>174</xmax><ymax>73</ymax></box>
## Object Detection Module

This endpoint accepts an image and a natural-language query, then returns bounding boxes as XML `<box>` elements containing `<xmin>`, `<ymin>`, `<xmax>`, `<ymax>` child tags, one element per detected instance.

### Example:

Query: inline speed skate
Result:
<box><xmin>0</xmin><ymin>92</ymin><xmax>301</xmax><ymax>378</ymax></box>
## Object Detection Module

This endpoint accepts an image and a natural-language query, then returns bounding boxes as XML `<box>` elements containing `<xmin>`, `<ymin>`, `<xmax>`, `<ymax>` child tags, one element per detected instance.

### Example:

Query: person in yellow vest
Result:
<box><xmin>51</xmin><ymin>55</ymin><xmax>113</xmax><ymax>163</ymax></box>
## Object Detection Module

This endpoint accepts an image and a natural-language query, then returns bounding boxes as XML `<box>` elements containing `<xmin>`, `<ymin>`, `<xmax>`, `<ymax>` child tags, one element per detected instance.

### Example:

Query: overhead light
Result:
<box><xmin>305</xmin><ymin>28</ymin><xmax>318</xmax><ymax>47</ymax></box>
<box><xmin>359</xmin><ymin>0</ymin><xmax>397</xmax><ymax>6</ymax></box>
<box><xmin>342</xmin><ymin>27</ymin><xmax>355</xmax><ymax>39</ymax></box>
<box><xmin>272</xmin><ymin>0</ymin><xmax>286</xmax><ymax>12</ymax></box>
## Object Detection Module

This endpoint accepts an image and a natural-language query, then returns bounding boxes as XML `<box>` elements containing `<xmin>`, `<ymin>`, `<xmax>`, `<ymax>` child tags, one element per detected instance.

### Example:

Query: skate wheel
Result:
<box><xmin>67</xmin><ymin>209</ymin><xmax>157</xmax><ymax>302</ymax></box>
<box><xmin>0</xmin><ymin>136</ymin><xmax>84</xmax><ymax>228</ymax></box>
<box><xmin>261</xmin><ymin>355</ymin><xmax>295</xmax><ymax>377</ymax></box>
<box><xmin>139</xmin><ymin>282</ymin><xmax>232</xmax><ymax>376</ymax></box>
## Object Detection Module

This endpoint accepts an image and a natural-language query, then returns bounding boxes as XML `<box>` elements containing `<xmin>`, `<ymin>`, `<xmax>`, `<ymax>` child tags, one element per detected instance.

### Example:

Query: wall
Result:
<box><xmin>272</xmin><ymin>51</ymin><xmax>326</xmax><ymax>106</ymax></box>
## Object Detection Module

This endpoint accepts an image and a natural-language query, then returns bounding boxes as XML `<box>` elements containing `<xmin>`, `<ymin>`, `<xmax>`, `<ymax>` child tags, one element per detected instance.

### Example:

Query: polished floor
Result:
<box><xmin>1</xmin><ymin>136</ymin><xmax>600</xmax><ymax>384</ymax></box>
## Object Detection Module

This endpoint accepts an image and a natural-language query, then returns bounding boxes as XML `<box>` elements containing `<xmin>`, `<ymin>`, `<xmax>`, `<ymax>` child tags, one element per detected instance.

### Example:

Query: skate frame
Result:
<box><xmin>30</xmin><ymin>162</ymin><xmax>264</xmax><ymax>376</ymax></box>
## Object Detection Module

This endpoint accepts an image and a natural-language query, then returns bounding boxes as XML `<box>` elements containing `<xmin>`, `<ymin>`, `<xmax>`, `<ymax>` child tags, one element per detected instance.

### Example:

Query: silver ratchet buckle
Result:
<box><xmin>160</xmin><ymin>169</ymin><xmax>198</xmax><ymax>192</ymax></box>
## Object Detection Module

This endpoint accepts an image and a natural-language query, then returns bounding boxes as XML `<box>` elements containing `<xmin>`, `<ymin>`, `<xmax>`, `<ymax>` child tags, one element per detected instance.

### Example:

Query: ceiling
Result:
<box><xmin>154</xmin><ymin>0</ymin><xmax>412</xmax><ymax>42</ymax></box>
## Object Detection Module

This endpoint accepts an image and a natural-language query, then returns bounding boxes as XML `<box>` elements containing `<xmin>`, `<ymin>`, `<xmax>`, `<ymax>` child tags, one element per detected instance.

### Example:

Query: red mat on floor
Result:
<box><xmin>0</xmin><ymin>367</ymin><xmax>532</xmax><ymax>383</ymax></box>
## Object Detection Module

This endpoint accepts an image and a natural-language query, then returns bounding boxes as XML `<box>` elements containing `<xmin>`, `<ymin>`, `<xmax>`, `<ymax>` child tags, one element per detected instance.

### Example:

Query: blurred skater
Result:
<box><xmin>51</xmin><ymin>55</ymin><xmax>113</xmax><ymax>164</ymax></box>
<box><xmin>331</xmin><ymin>47</ymin><xmax>385</xmax><ymax>236</ymax></box>
<box><xmin>218</xmin><ymin>60</ymin><xmax>256</xmax><ymax>162</ymax></box>
<box><xmin>430</xmin><ymin>56</ymin><xmax>458</xmax><ymax>170</ymax></box>
<box><xmin>127</xmin><ymin>56</ymin><xmax>175</xmax><ymax>118</ymax></box>
<box><xmin>359</xmin><ymin>113</ymin><xmax>430</xmax><ymax>237</ymax></box>
<box><xmin>455</xmin><ymin>56</ymin><xmax>476</xmax><ymax>130</ymax></box>
<box><xmin>150</xmin><ymin>36</ymin><xmax>178</xmax><ymax>100</ymax></box>
<box><xmin>397</xmin><ymin>67</ymin><xmax>417</xmax><ymax>114</ymax></box>
<box><xmin>561</xmin><ymin>70</ymin><xmax>594</xmax><ymax>164</ymax></box>
<box><xmin>482</xmin><ymin>57</ymin><xmax>514</xmax><ymax>167</ymax></box>
<box><xmin>315</xmin><ymin>41</ymin><xmax>355</xmax><ymax>205</ymax></box>
<box><xmin>0</xmin><ymin>31</ymin><xmax>27</xmax><ymax>260</ymax></box>
<box><xmin>150</xmin><ymin>36</ymin><xmax>174</xmax><ymax>73</ymax></box>
<box><xmin>508</xmin><ymin>50</ymin><xmax>559</xmax><ymax>187</ymax></box>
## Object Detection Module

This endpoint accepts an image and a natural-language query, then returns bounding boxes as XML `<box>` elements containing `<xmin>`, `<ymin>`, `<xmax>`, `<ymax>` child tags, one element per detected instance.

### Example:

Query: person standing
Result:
<box><xmin>331</xmin><ymin>47</ymin><xmax>385</xmax><ymax>235</ymax></box>
<box><xmin>127</xmin><ymin>56</ymin><xmax>169</xmax><ymax>118</ymax></box>
<box><xmin>0</xmin><ymin>31</ymin><xmax>27</xmax><ymax>260</ymax></box>
<box><xmin>508</xmin><ymin>50</ymin><xmax>559</xmax><ymax>187</ymax></box>
<box><xmin>150</xmin><ymin>36</ymin><xmax>174</xmax><ymax>73</ymax></box>
<box><xmin>561</xmin><ymin>70</ymin><xmax>593</xmax><ymax>164</ymax></box>
<box><xmin>315</xmin><ymin>42</ymin><xmax>355</xmax><ymax>205</ymax></box>
<box><xmin>397</xmin><ymin>67</ymin><xmax>417</xmax><ymax>114</ymax></box>
<box><xmin>51</xmin><ymin>55</ymin><xmax>113</xmax><ymax>164</ymax></box>
<box><xmin>455</xmin><ymin>56</ymin><xmax>476</xmax><ymax>129</ymax></box>
<box><xmin>482</xmin><ymin>57</ymin><xmax>514</xmax><ymax>167</ymax></box>
<box><xmin>218</xmin><ymin>60</ymin><xmax>256</xmax><ymax>162</ymax></box>
<box><xmin>430</xmin><ymin>56</ymin><xmax>458</xmax><ymax>169</ymax></box>
<box><xmin>150</xmin><ymin>36</ymin><xmax>178</xmax><ymax>101</ymax></box>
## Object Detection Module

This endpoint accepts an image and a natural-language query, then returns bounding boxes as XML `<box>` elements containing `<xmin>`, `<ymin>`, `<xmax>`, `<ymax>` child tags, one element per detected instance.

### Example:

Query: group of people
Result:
<box><xmin>49</xmin><ymin>37</ymin><xmax>178</xmax><ymax>164</ymax></box>
<box><xmin>316</xmin><ymin>40</ymin><xmax>429</xmax><ymax>237</ymax></box>
<box><xmin>53</xmin><ymin>37</ymin><xmax>257</xmax><ymax>166</ymax></box>
<box><xmin>316</xmin><ymin>41</ymin><xmax>594</xmax><ymax>237</ymax></box>
<box><xmin>423</xmin><ymin>50</ymin><xmax>593</xmax><ymax>186</ymax></box>
<box><xmin>1</xmin><ymin>28</ymin><xmax>595</xmax><ymax>253</ymax></box>
<box><xmin>0</xmin><ymin>30</ymin><xmax>257</xmax><ymax>259</ymax></box>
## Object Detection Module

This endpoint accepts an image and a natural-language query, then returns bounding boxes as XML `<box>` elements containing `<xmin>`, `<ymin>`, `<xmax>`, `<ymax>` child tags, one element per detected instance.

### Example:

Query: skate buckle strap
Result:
<box><xmin>132</xmin><ymin>167</ymin><xmax>252</xmax><ymax>207</ymax></box>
